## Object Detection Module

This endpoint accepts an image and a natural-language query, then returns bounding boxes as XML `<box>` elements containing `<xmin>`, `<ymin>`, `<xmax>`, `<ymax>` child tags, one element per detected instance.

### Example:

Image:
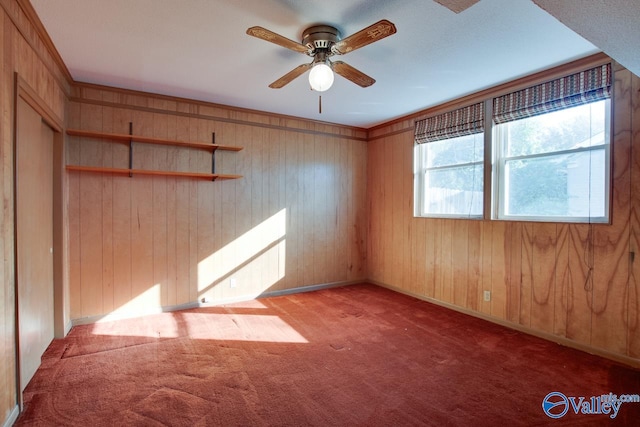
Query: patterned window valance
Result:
<box><xmin>415</xmin><ymin>102</ymin><xmax>484</xmax><ymax>144</ymax></box>
<box><xmin>493</xmin><ymin>63</ymin><xmax>612</xmax><ymax>124</ymax></box>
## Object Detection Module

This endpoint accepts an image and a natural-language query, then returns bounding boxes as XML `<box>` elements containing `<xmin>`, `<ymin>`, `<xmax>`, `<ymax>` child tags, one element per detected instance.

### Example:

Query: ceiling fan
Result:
<box><xmin>246</xmin><ymin>20</ymin><xmax>397</xmax><ymax>93</ymax></box>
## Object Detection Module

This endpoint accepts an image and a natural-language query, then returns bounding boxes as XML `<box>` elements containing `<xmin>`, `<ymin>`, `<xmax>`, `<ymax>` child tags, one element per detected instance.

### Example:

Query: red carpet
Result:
<box><xmin>16</xmin><ymin>284</ymin><xmax>640</xmax><ymax>426</ymax></box>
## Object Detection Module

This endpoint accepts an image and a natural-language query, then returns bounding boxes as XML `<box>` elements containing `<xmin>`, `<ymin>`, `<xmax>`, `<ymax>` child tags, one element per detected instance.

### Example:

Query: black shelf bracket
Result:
<box><xmin>128</xmin><ymin>122</ymin><xmax>133</xmax><ymax>177</ymax></box>
<box><xmin>211</xmin><ymin>132</ymin><xmax>217</xmax><ymax>181</ymax></box>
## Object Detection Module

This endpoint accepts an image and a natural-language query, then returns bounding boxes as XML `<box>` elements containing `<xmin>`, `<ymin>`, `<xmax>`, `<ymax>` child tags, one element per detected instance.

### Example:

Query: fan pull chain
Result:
<box><xmin>319</xmin><ymin>95</ymin><xmax>322</xmax><ymax>114</ymax></box>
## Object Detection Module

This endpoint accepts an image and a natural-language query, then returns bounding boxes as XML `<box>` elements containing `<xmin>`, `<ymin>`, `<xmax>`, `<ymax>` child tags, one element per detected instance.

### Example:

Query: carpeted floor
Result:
<box><xmin>15</xmin><ymin>283</ymin><xmax>640</xmax><ymax>426</ymax></box>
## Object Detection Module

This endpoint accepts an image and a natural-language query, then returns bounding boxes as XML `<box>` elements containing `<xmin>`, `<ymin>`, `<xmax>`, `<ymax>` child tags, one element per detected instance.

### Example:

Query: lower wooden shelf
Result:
<box><xmin>66</xmin><ymin>165</ymin><xmax>242</xmax><ymax>180</ymax></box>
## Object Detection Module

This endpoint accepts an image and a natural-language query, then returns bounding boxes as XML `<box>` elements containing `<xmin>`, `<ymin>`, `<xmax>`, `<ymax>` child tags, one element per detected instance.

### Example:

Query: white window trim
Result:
<box><xmin>491</xmin><ymin>99</ymin><xmax>611</xmax><ymax>224</ymax></box>
<box><xmin>414</xmin><ymin>138</ymin><xmax>484</xmax><ymax>220</ymax></box>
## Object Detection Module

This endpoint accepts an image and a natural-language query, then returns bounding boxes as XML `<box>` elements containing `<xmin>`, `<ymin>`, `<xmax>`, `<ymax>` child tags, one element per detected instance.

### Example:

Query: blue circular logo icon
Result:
<box><xmin>542</xmin><ymin>392</ymin><xmax>569</xmax><ymax>419</ymax></box>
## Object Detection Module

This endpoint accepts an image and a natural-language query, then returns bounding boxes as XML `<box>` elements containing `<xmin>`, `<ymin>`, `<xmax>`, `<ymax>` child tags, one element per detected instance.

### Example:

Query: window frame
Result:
<box><xmin>412</xmin><ymin>58</ymin><xmax>613</xmax><ymax>224</ymax></box>
<box><xmin>414</xmin><ymin>132</ymin><xmax>485</xmax><ymax>219</ymax></box>
<box><xmin>491</xmin><ymin>99</ymin><xmax>611</xmax><ymax>223</ymax></box>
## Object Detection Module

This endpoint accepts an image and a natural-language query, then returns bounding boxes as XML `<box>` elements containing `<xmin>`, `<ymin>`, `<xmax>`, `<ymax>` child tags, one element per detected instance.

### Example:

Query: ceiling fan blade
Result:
<box><xmin>333</xmin><ymin>61</ymin><xmax>375</xmax><ymax>87</ymax></box>
<box><xmin>246</xmin><ymin>26</ymin><xmax>309</xmax><ymax>54</ymax></box>
<box><xmin>433</xmin><ymin>0</ymin><xmax>480</xmax><ymax>13</ymax></box>
<box><xmin>332</xmin><ymin>19</ymin><xmax>397</xmax><ymax>55</ymax></box>
<box><xmin>269</xmin><ymin>63</ymin><xmax>312</xmax><ymax>89</ymax></box>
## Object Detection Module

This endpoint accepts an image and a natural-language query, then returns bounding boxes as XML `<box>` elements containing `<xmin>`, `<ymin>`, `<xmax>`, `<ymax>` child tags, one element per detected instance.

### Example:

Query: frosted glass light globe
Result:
<box><xmin>309</xmin><ymin>63</ymin><xmax>334</xmax><ymax>92</ymax></box>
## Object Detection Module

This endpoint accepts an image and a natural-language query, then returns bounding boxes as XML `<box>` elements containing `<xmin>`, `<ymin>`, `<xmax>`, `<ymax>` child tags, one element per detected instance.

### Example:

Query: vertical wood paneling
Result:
<box><xmin>111</xmin><ymin>108</ymin><xmax>132</xmax><ymax>311</ymax></box>
<box><xmin>313</xmin><ymin>135</ymin><xmax>328</xmax><ymax>285</ymax></box>
<box><xmin>389</xmin><ymin>137</ymin><xmax>400</xmax><ymax>286</ymax></box>
<box><xmin>629</xmin><ymin>72</ymin><xmax>640</xmax><ymax>358</ymax></box>
<box><xmin>101</xmin><ymin>105</ymin><xmax>114</xmax><ymax>314</ymax></box>
<box><xmin>130</xmin><ymin>111</ymin><xmax>154</xmax><ymax>308</ymax></box>
<box><xmin>519</xmin><ymin>223</ymin><xmax>533</xmax><ymax>328</ymax></box>
<box><xmin>1</xmin><ymin>1</ymin><xmax>70</xmax><ymax>422</ymax></box>
<box><xmin>165</xmin><ymin>113</ymin><xmax>177</xmax><ymax>307</ymax></box>
<box><xmin>428</xmin><ymin>219</ymin><xmax>441</xmax><ymax>299</ymax></box>
<box><xmin>401</xmin><ymin>137</ymin><xmax>413</xmax><ymax>293</ymax></box>
<box><xmin>490</xmin><ymin>222</ymin><xmax>507</xmax><ymax>320</ymax></box>
<box><xmin>374</xmin><ymin>137</ymin><xmax>383</xmax><ymax>284</ymax></box>
<box><xmin>187</xmin><ymin>118</ymin><xmax>199</xmax><ymax>303</ymax></box>
<box><xmin>286</xmin><ymin>130</ymin><xmax>302</xmax><ymax>288</ymax></box>
<box><xmin>433</xmin><ymin>219</ymin><xmax>445</xmax><ymax>301</ymax></box>
<box><xmin>67</xmin><ymin>93</ymin><xmax>369</xmax><ymax>322</ymax></box>
<box><xmin>272</xmin><ymin>126</ymin><xmax>285</xmax><ymax>288</ymax></box>
<box><xmin>67</xmin><ymin>104</ymin><xmax>81</xmax><ymax>320</ymax></box>
<box><xmin>529</xmin><ymin>223</ymin><xmax>557</xmax><ymax>334</ymax></box>
<box><xmin>590</xmin><ymin>69</ymin><xmax>632</xmax><ymax>355</ymax></box>
<box><xmin>152</xmin><ymin>112</ymin><xmax>168</xmax><ymax>306</ymax></box>
<box><xmin>554</xmin><ymin>224</ymin><xmax>569</xmax><ymax>337</ymax></box>
<box><xmin>196</xmin><ymin>118</ymin><xmax>215</xmax><ymax>301</ymax></box>
<box><xmin>506</xmin><ymin>223</ymin><xmax>521</xmax><ymax>324</ymax></box>
<box><xmin>301</xmin><ymin>132</ymin><xmax>314</xmax><ymax>285</ymax></box>
<box><xmin>367</xmin><ymin>66</ymin><xmax>640</xmax><ymax>365</ymax></box>
<box><xmin>452</xmin><ymin>220</ymin><xmax>468</xmax><ymax>307</ymax></box>
<box><xmin>467</xmin><ymin>221</ymin><xmax>482</xmax><ymax>311</ymax></box>
<box><xmin>414</xmin><ymin>209</ymin><xmax>427</xmax><ymax>297</ymax></box>
<box><xmin>219</xmin><ymin>123</ymin><xmax>237</xmax><ymax>297</ymax></box>
<box><xmin>336</xmin><ymin>134</ymin><xmax>349</xmax><ymax>283</ymax></box>
<box><xmin>0</xmin><ymin>12</ymin><xmax>14</xmax><ymax>420</ymax></box>
<box><xmin>78</xmin><ymin>103</ymin><xmax>103</xmax><ymax>317</ymax></box>
<box><xmin>175</xmin><ymin>115</ymin><xmax>191</xmax><ymax>305</ymax></box>
<box><xmin>566</xmin><ymin>224</ymin><xmax>593</xmax><ymax>345</ymax></box>
<box><xmin>479</xmin><ymin>222</ymin><xmax>492</xmax><ymax>315</ymax></box>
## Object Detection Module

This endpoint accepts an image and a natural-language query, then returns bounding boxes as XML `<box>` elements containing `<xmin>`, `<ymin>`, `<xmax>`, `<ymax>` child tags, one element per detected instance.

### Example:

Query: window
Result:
<box><xmin>414</xmin><ymin>103</ymin><xmax>484</xmax><ymax>218</ymax></box>
<box><xmin>494</xmin><ymin>100</ymin><xmax>609</xmax><ymax>221</ymax></box>
<box><xmin>413</xmin><ymin>62</ymin><xmax>612</xmax><ymax>223</ymax></box>
<box><xmin>492</xmin><ymin>63</ymin><xmax>612</xmax><ymax>223</ymax></box>
<box><xmin>414</xmin><ymin>133</ymin><xmax>483</xmax><ymax>217</ymax></box>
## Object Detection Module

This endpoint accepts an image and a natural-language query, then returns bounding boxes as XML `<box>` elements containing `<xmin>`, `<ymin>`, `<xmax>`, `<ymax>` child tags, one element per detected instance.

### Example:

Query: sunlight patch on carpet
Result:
<box><xmin>86</xmin><ymin>311</ymin><xmax>308</xmax><ymax>343</ymax></box>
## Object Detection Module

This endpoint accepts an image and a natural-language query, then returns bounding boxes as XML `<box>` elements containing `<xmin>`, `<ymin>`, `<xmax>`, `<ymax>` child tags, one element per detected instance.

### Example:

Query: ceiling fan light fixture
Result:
<box><xmin>309</xmin><ymin>62</ymin><xmax>334</xmax><ymax>92</ymax></box>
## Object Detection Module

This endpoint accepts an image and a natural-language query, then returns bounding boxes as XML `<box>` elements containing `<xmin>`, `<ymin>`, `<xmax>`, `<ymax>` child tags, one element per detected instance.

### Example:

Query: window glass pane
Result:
<box><xmin>505</xmin><ymin>100</ymin><xmax>606</xmax><ymax>157</ymax></box>
<box><xmin>424</xmin><ymin>164</ymin><xmax>483</xmax><ymax>216</ymax></box>
<box><xmin>426</xmin><ymin>133</ymin><xmax>484</xmax><ymax>168</ymax></box>
<box><xmin>415</xmin><ymin>131</ymin><xmax>484</xmax><ymax>218</ymax></box>
<box><xmin>504</xmin><ymin>149</ymin><xmax>606</xmax><ymax>218</ymax></box>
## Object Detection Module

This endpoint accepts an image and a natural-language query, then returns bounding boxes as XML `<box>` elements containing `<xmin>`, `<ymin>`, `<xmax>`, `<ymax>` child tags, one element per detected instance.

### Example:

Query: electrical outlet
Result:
<box><xmin>483</xmin><ymin>290</ymin><xmax>491</xmax><ymax>302</ymax></box>
<box><xmin>201</xmin><ymin>297</ymin><xmax>209</xmax><ymax>303</ymax></box>
<box><xmin>230</xmin><ymin>278</ymin><xmax>237</xmax><ymax>288</ymax></box>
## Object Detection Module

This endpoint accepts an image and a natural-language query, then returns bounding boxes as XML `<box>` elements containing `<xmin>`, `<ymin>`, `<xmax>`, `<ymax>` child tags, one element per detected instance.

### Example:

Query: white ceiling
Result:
<box><xmin>533</xmin><ymin>0</ymin><xmax>640</xmax><ymax>80</ymax></box>
<box><xmin>30</xmin><ymin>0</ymin><xmax>626</xmax><ymax>128</ymax></box>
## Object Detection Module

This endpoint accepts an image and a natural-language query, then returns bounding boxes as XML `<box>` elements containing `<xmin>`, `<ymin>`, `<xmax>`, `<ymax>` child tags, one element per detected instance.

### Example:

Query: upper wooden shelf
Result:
<box><xmin>66</xmin><ymin>128</ymin><xmax>243</xmax><ymax>152</ymax></box>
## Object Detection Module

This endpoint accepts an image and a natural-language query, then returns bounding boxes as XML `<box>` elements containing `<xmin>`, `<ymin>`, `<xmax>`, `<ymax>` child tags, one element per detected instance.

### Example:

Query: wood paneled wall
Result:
<box><xmin>2</xmin><ymin>4</ymin><xmax>638</xmax><ymax>426</ymax></box>
<box><xmin>0</xmin><ymin>0</ymin><xmax>70</xmax><ymax>424</ymax></box>
<box><xmin>66</xmin><ymin>85</ymin><xmax>368</xmax><ymax>321</ymax></box>
<box><xmin>367</xmin><ymin>64</ymin><xmax>640</xmax><ymax>364</ymax></box>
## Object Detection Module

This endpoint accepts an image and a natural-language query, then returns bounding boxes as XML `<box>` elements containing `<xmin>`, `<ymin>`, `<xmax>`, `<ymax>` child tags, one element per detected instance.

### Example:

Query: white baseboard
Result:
<box><xmin>64</xmin><ymin>320</ymin><xmax>73</xmax><ymax>336</ymax></box>
<box><xmin>3</xmin><ymin>405</ymin><xmax>19</xmax><ymax>427</ymax></box>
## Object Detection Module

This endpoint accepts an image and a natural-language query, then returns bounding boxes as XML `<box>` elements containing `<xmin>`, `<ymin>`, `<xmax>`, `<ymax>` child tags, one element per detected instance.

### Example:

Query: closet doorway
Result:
<box><xmin>15</xmin><ymin>95</ymin><xmax>55</xmax><ymax>392</ymax></box>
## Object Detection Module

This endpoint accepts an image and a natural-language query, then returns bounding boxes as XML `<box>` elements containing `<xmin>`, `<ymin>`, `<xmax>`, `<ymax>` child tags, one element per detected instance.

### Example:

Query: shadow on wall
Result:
<box><xmin>197</xmin><ymin>208</ymin><xmax>287</xmax><ymax>301</ymax></box>
<box><xmin>87</xmin><ymin>208</ymin><xmax>288</xmax><ymax>323</ymax></box>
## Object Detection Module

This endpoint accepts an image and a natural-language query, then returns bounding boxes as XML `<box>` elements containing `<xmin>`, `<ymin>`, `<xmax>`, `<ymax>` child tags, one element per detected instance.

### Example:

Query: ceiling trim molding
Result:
<box><xmin>70</xmin><ymin>87</ymin><xmax>368</xmax><ymax>142</ymax></box>
<box><xmin>16</xmin><ymin>72</ymin><xmax>63</xmax><ymax>132</ymax></box>
<box><xmin>9</xmin><ymin>0</ymin><xmax>73</xmax><ymax>86</ymax></box>
<box><xmin>72</xmin><ymin>81</ymin><xmax>367</xmax><ymax>134</ymax></box>
<box><xmin>369</xmin><ymin>52</ymin><xmax>611</xmax><ymax>137</ymax></box>
<box><xmin>71</xmin><ymin>96</ymin><xmax>368</xmax><ymax>142</ymax></box>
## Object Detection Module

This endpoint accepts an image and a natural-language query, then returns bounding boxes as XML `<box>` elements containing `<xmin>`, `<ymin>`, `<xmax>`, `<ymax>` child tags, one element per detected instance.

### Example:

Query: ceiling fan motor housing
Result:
<box><xmin>302</xmin><ymin>25</ymin><xmax>341</xmax><ymax>56</ymax></box>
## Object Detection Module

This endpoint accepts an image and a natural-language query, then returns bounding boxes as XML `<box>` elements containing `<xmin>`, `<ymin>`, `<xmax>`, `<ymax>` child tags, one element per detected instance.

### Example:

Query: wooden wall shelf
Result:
<box><xmin>66</xmin><ymin>129</ymin><xmax>243</xmax><ymax>151</ymax></box>
<box><xmin>66</xmin><ymin>124</ymin><xmax>243</xmax><ymax>180</ymax></box>
<box><xmin>65</xmin><ymin>165</ymin><xmax>242</xmax><ymax>181</ymax></box>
